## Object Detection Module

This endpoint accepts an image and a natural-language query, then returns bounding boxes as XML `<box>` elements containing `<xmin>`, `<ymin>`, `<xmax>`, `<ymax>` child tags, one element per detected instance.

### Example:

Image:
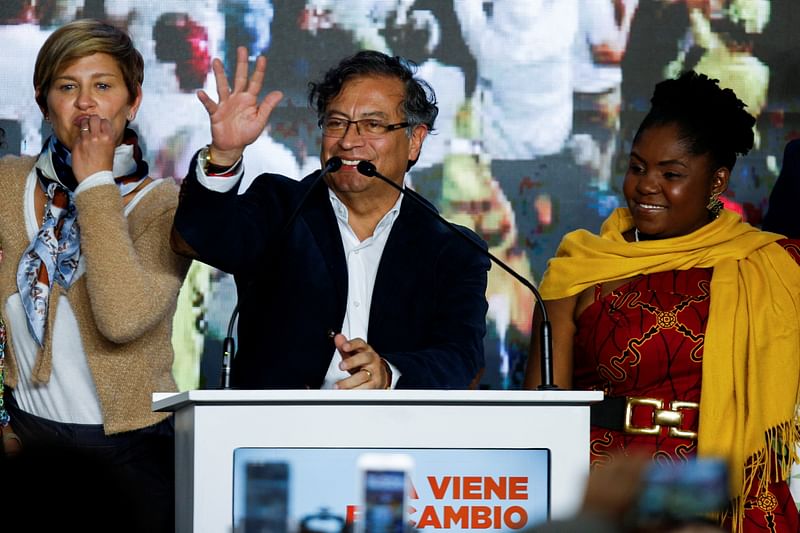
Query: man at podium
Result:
<box><xmin>171</xmin><ymin>48</ymin><xmax>489</xmax><ymax>390</ymax></box>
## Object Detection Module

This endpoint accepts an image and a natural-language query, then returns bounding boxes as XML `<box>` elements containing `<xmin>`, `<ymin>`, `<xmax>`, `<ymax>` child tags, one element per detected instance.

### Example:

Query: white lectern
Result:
<box><xmin>153</xmin><ymin>389</ymin><xmax>602</xmax><ymax>533</ymax></box>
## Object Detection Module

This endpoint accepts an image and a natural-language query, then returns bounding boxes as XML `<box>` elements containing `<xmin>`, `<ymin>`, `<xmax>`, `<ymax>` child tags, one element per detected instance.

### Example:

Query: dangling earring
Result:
<box><xmin>706</xmin><ymin>192</ymin><xmax>723</xmax><ymax>218</ymax></box>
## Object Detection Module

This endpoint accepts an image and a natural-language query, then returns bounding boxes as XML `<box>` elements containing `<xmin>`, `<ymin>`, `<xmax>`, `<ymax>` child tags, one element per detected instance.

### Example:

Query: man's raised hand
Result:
<box><xmin>197</xmin><ymin>46</ymin><xmax>283</xmax><ymax>166</ymax></box>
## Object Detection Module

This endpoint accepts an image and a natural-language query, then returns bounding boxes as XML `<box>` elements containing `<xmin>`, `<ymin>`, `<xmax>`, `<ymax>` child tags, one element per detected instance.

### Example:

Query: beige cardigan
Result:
<box><xmin>0</xmin><ymin>156</ymin><xmax>190</xmax><ymax>434</ymax></box>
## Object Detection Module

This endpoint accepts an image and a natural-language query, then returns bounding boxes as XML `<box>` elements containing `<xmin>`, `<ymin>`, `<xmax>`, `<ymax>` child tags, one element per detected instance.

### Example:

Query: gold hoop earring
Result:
<box><xmin>706</xmin><ymin>192</ymin><xmax>723</xmax><ymax>218</ymax></box>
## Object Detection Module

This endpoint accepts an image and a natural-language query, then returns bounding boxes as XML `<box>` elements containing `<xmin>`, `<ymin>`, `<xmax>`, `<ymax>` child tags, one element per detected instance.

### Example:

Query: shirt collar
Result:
<box><xmin>328</xmin><ymin>187</ymin><xmax>404</xmax><ymax>238</ymax></box>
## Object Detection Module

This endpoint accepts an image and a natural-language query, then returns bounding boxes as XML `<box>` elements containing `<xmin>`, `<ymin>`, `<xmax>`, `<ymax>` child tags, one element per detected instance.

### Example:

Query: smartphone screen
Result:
<box><xmin>636</xmin><ymin>458</ymin><xmax>729</xmax><ymax>522</ymax></box>
<box><xmin>242</xmin><ymin>461</ymin><xmax>290</xmax><ymax>533</ymax></box>
<box><xmin>363</xmin><ymin>469</ymin><xmax>407</xmax><ymax>533</ymax></box>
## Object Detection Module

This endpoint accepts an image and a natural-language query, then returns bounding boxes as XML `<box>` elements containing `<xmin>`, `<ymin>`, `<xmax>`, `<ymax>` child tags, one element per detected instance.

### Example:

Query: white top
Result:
<box><xmin>9</xmin><ymin>166</ymin><xmax>163</xmax><ymax>424</ymax></box>
<box><xmin>320</xmin><ymin>189</ymin><xmax>402</xmax><ymax>388</ymax></box>
<box><xmin>455</xmin><ymin>0</ymin><xmax>579</xmax><ymax>159</ymax></box>
<box><xmin>572</xmin><ymin>0</ymin><xmax>639</xmax><ymax>94</ymax></box>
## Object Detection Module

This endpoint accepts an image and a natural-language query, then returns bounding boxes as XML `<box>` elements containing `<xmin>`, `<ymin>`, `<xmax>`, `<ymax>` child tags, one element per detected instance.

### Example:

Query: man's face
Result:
<box><xmin>320</xmin><ymin>75</ymin><xmax>426</xmax><ymax>196</ymax></box>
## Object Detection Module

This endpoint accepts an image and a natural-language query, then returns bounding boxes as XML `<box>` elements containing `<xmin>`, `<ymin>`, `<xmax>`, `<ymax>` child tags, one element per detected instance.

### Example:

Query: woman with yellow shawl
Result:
<box><xmin>524</xmin><ymin>71</ymin><xmax>800</xmax><ymax>532</ymax></box>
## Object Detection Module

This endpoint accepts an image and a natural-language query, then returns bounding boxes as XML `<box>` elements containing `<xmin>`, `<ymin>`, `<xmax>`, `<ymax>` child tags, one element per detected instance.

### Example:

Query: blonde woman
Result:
<box><xmin>0</xmin><ymin>20</ymin><xmax>189</xmax><ymax>532</ymax></box>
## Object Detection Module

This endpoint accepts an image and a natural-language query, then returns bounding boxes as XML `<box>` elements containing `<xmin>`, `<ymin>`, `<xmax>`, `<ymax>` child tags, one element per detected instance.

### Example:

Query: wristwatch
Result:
<box><xmin>200</xmin><ymin>144</ymin><xmax>239</xmax><ymax>175</ymax></box>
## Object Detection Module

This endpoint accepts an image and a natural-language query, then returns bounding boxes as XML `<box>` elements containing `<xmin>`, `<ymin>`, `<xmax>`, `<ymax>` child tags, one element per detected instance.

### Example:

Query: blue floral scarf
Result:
<box><xmin>15</xmin><ymin>129</ymin><xmax>149</xmax><ymax>347</ymax></box>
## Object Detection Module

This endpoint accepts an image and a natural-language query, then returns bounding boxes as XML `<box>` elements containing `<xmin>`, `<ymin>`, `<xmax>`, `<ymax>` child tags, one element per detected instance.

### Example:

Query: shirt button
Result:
<box><xmin>354</xmin><ymin>301</ymin><xmax>360</xmax><ymax>308</ymax></box>
<box><xmin>354</xmin><ymin>249</ymin><xmax>360</xmax><ymax>254</ymax></box>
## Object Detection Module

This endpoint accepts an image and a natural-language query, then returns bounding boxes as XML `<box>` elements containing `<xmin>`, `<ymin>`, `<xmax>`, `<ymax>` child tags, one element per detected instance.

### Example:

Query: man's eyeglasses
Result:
<box><xmin>319</xmin><ymin>117</ymin><xmax>409</xmax><ymax>139</ymax></box>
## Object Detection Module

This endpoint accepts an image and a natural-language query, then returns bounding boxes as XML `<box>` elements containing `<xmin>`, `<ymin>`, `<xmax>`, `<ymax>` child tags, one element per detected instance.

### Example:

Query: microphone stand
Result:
<box><xmin>219</xmin><ymin>157</ymin><xmax>343</xmax><ymax>389</ymax></box>
<box><xmin>221</xmin><ymin>304</ymin><xmax>237</xmax><ymax>390</ymax></box>
<box><xmin>356</xmin><ymin>161</ymin><xmax>557</xmax><ymax>390</ymax></box>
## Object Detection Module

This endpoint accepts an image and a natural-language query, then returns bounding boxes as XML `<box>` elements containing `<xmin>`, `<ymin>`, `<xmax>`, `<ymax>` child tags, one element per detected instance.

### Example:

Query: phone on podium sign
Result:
<box><xmin>356</xmin><ymin>453</ymin><xmax>414</xmax><ymax>533</ymax></box>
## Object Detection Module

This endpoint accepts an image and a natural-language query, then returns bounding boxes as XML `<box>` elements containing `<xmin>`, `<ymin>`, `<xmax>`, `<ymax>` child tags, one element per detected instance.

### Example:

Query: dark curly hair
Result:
<box><xmin>308</xmin><ymin>50</ymin><xmax>438</xmax><ymax>133</ymax></box>
<box><xmin>634</xmin><ymin>71</ymin><xmax>755</xmax><ymax>171</ymax></box>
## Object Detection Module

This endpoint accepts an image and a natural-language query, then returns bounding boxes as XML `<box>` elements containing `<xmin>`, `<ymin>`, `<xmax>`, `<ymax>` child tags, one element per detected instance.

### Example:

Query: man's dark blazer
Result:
<box><xmin>763</xmin><ymin>139</ymin><xmax>800</xmax><ymax>239</ymax></box>
<box><xmin>172</xmin><ymin>160</ymin><xmax>490</xmax><ymax>389</ymax></box>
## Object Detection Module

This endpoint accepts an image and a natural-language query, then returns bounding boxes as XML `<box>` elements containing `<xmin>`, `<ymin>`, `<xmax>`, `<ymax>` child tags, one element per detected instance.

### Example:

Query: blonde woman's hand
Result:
<box><xmin>1</xmin><ymin>423</ymin><xmax>22</xmax><ymax>457</ymax></box>
<box><xmin>71</xmin><ymin>114</ymin><xmax>117</xmax><ymax>182</ymax></box>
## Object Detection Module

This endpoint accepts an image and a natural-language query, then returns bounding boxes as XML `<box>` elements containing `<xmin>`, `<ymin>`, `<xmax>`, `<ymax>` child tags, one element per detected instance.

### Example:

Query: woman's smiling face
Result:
<box><xmin>623</xmin><ymin>122</ymin><xmax>728</xmax><ymax>240</ymax></box>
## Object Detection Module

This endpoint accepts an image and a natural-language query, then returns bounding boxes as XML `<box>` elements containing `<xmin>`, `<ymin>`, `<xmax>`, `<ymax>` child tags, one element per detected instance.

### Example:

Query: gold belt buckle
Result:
<box><xmin>667</xmin><ymin>401</ymin><xmax>699</xmax><ymax>440</ymax></box>
<box><xmin>623</xmin><ymin>397</ymin><xmax>698</xmax><ymax>440</ymax></box>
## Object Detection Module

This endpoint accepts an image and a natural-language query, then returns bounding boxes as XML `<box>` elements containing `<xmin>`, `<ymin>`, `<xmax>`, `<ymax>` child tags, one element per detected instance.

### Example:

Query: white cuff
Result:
<box><xmin>386</xmin><ymin>360</ymin><xmax>401</xmax><ymax>389</ymax></box>
<box><xmin>196</xmin><ymin>152</ymin><xmax>244</xmax><ymax>193</ymax></box>
<box><xmin>74</xmin><ymin>170</ymin><xmax>115</xmax><ymax>195</ymax></box>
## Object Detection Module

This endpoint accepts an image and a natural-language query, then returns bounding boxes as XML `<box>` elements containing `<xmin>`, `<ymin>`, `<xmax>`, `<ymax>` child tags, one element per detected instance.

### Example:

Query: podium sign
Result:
<box><xmin>233</xmin><ymin>446</ymin><xmax>550</xmax><ymax>532</ymax></box>
<box><xmin>153</xmin><ymin>389</ymin><xmax>602</xmax><ymax>533</ymax></box>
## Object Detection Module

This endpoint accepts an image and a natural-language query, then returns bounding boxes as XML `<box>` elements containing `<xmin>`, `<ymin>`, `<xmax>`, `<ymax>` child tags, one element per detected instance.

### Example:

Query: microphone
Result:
<box><xmin>219</xmin><ymin>157</ymin><xmax>343</xmax><ymax>389</ymax></box>
<box><xmin>356</xmin><ymin>160</ymin><xmax>556</xmax><ymax>390</ymax></box>
<box><xmin>280</xmin><ymin>156</ymin><xmax>342</xmax><ymax>236</ymax></box>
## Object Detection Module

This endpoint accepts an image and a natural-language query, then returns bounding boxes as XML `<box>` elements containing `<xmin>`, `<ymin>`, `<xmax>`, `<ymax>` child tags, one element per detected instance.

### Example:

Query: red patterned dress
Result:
<box><xmin>573</xmin><ymin>239</ymin><xmax>800</xmax><ymax>532</ymax></box>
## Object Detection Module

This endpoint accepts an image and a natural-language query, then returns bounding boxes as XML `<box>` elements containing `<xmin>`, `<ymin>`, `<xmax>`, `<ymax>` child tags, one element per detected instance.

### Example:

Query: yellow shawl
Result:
<box><xmin>541</xmin><ymin>208</ymin><xmax>800</xmax><ymax>528</ymax></box>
